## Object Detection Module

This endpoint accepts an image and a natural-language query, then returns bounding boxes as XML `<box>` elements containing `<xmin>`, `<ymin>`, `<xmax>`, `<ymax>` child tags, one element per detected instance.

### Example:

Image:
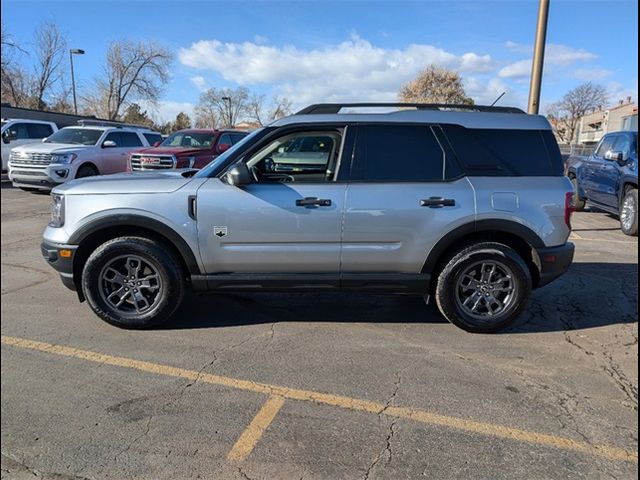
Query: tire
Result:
<box><xmin>81</xmin><ymin>236</ymin><xmax>185</xmax><ymax>328</ymax></box>
<box><xmin>76</xmin><ymin>164</ymin><xmax>98</xmax><ymax>179</ymax></box>
<box><xmin>570</xmin><ymin>176</ymin><xmax>586</xmax><ymax>211</ymax></box>
<box><xmin>620</xmin><ymin>187</ymin><xmax>638</xmax><ymax>236</ymax></box>
<box><xmin>435</xmin><ymin>242</ymin><xmax>532</xmax><ymax>333</ymax></box>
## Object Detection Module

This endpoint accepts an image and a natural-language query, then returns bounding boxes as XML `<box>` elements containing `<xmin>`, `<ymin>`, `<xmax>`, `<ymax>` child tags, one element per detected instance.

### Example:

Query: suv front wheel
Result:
<box><xmin>435</xmin><ymin>242</ymin><xmax>532</xmax><ymax>333</ymax></box>
<box><xmin>81</xmin><ymin>236</ymin><xmax>185</xmax><ymax>328</ymax></box>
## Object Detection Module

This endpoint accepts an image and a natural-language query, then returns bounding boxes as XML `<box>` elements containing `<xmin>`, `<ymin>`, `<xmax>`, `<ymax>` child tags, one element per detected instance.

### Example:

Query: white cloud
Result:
<box><xmin>499</xmin><ymin>43</ymin><xmax>599</xmax><ymax>79</ymax></box>
<box><xmin>139</xmin><ymin>100</ymin><xmax>195</xmax><ymax>123</ymax></box>
<box><xmin>498</xmin><ymin>60</ymin><xmax>531</xmax><ymax>79</ymax></box>
<box><xmin>571</xmin><ymin>68</ymin><xmax>613</xmax><ymax>81</ymax></box>
<box><xmin>190</xmin><ymin>75</ymin><xmax>207</xmax><ymax>91</ymax></box>
<box><xmin>178</xmin><ymin>35</ymin><xmax>496</xmax><ymax>106</ymax></box>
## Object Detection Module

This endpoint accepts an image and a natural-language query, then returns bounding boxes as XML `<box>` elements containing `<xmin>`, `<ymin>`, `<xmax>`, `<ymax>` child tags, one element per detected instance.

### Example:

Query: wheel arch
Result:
<box><xmin>75</xmin><ymin>161</ymin><xmax>100</xmax><ymax>176</ymax></box>
<box><xmin>69</xmin><ymin>215</ymin><xmax>201</xmax><ymax>297</ymax></box>
<box><xmin>422</xmin><ymin>220</ymin><xmax>545</xmax><ymax>289</ymax></box>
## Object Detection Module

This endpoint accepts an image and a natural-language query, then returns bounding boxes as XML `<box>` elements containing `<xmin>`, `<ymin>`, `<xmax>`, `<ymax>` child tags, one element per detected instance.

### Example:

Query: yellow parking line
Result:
<box><xmin>570</xmin><ymin>232</ymin><xmax>584</xmax><ymax>240</ymax></box>
<box><xmin>1</xmin><ymin>335</ymin><xmax>637</xmax><ymax>464</ymax></box>
<box><xmin>227</xmin><ymin>395</ymin><xmax>286</xmax><ymax>461</ymax></box>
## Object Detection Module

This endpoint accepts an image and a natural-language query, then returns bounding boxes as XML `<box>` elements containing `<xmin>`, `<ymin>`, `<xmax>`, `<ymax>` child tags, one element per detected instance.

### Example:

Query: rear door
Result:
<box><xmin>196</xmin><ymin>125</ymin><xmax>352</xmax><ymax>275</ymax></box>
<box><xmin>341</xmin><ymin>124</ymin><xmax>475</xmax><ymax>277</ymax></box>
<box><xmin>100</xmin><ymin>131</ymin><xmax>144</xmax><ymax>174</ymax></box>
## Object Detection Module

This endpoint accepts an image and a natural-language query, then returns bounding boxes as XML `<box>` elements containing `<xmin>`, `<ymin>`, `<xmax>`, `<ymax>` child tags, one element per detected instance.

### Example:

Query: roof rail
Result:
<box><xmin>76</xmin><ymin>119</ymin><xmax>153</xmax><ymax>129</ymax></box>
<box><xmin>295</xmin><ymin>103</ymin><xmax>526</xmax><ymax>115</ymax></box>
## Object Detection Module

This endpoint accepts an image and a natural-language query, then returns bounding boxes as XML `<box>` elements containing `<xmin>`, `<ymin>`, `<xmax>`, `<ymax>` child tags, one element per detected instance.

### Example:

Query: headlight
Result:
<box><xmin>51</xmin><ymin>153</ymin><xmax>77</xmax><ymax>164</ymax></box>
<box><xmin>49</xmin><ymin>194</ymin><xmax>65</xmax><ymax>227</ymax></box>
<box><xmin>187</xmin><ymin>156</ymin><xmax>196</xmax><ymax>168</ymax></box>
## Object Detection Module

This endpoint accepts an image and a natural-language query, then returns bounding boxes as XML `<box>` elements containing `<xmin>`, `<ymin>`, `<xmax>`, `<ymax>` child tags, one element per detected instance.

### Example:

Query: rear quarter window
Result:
<box><xmin>442</xmin><ymin>125</ymin><xmax>563</xmax><ymax>176</ymax></box>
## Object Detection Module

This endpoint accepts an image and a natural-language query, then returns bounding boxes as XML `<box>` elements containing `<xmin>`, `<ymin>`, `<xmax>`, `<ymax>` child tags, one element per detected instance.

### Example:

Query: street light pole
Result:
<box><xmin>527</xmin><ymin>0</ymin><xmax>550</xmax><ymax>114</ymax></box>
<box><xmin>69</xmin><ymin>49</ymin><xmax>85</xmax><ymax>115</ymax></box>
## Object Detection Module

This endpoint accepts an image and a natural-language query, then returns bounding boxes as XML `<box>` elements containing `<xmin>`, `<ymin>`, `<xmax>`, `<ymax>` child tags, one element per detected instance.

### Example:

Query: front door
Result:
<box><xmin>196</xmin><ymin>126</ymin><xmax>351</xmax><ymax>274</ymax></box>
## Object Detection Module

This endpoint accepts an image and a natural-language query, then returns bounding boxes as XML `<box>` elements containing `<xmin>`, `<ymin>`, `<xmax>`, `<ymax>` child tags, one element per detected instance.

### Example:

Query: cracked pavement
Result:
<box><xmin>1</xmin><ymin>184</ymin><xmax>638</xmax><ymax>479</ymax></box>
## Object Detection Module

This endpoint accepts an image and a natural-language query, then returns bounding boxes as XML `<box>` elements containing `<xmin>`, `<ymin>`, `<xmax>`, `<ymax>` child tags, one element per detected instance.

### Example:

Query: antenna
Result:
<box><xmin>490</xmin><ymin>92</ymin><xmax>506</xmax><ymax>107</ymax></box>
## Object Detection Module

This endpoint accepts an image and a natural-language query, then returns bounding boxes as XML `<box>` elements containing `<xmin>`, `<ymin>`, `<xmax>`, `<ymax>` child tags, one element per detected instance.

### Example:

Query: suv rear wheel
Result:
<box><xmin>435</xmin><ymin>242</ymin><xmax>532</xmax><ymax>333</ymax></box>
<box><xmin>620</xmin><ymin>187</ymin><xmax>638</xmax><ymax>236</ymax></box>
<box><xmin>81</xmin><ymin>237</ymin><xmax>185</xmax><ymax>328</ymax></box>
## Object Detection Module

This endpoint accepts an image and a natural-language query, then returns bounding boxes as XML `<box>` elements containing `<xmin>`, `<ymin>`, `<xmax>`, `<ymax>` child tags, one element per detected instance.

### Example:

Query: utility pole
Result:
<box><xmin>527</xmin><ymin>0</ymin><xmax>550</xmax><ymax>114</ymax></box>
<box><xmin>69</xmin><ymin>49</ymin><xmax>85</xmax><ymax>115</ymax></box>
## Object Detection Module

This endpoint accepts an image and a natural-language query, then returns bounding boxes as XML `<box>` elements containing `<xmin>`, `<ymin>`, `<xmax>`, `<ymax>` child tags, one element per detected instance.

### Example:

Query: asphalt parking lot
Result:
<box><xmin>1</xmin><ymin>181</ymin><xmax>638</xmax><ymax>480</ymax></box>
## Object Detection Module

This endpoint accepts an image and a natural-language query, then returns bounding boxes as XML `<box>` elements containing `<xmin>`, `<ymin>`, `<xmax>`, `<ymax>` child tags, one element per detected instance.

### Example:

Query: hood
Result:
<box><xmin>52</xmin><ymin>170</ymin><xmax>200</xmax><ymax>195</ymax></box>
<box><xmin>12</xmin><ymin>142</ymin><xmax>91</xmax><ymax>154</ymax></box>
<box><xmin>132</xmin><ymin>146</ymin><xmax>210</xmax><ymax>156</ymax></box>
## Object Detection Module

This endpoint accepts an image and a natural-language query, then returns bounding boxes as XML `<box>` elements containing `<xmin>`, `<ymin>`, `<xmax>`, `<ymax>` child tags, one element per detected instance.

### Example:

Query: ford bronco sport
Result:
<box><xmin>41</xmin><ymin>103</ymin><xmax>575</xmax><ymax>333</ymax></box>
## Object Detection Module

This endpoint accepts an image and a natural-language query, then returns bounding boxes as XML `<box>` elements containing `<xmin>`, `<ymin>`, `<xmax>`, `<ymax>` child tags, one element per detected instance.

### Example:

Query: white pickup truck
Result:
<box><xmin>1</xmin><ymin>119</ymin><xmax>58</xmax><ymax>172</ymax></box>
<box><xmin>8</xmin><ymin>122</ymin><xmax>162</xmax><ymax>191</ymax></box>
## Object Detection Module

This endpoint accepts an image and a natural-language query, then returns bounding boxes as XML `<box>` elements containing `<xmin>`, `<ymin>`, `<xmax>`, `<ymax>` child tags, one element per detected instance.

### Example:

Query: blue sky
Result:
<box><xmin>2</xmin><ymin>0</ymin><xmax>638</xmax><ymax>121</ymax></box>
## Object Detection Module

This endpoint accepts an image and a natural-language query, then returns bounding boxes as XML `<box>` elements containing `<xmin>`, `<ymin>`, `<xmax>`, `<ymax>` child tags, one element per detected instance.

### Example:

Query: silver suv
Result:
<box><xmin>41</xmin><ymin>103</ymin><xmax>575</xmax><ymax>333</ymax></box>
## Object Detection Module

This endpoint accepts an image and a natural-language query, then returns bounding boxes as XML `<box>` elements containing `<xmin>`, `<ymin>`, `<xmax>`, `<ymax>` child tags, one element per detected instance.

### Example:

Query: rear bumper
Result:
<box><xmin>534</xmin><ymin>242</ymin><xmax>575</xmax><ymax>288</ymax></box>
<box><xmin>41</xmin><ymin>241</ymin><xmax>78</xmax><ymax>291</ymax></box>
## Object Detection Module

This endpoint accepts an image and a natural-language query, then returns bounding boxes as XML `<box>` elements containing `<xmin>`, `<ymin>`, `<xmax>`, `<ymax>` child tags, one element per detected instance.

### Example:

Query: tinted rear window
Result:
<box><xmin>441</xmin><ymin>125</ymin><xmax>563</xmax><ymax>176</ymax></box>
<box><xmin>353</xmin><ymin>124</ymin><xmax>445</xmax><ymax>181</ymax></box>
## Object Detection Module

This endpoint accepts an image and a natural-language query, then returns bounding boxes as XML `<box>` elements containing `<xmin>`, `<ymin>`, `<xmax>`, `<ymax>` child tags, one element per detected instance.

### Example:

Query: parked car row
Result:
<box><xmin>565</xmin><ymin>130</ymin><xmax>638</xmax><ymax>236</ymax></box>
<box><xmin>3</xmin><ymin>117</ymin><xmax>248</xmax><ymax>191</ymax></box>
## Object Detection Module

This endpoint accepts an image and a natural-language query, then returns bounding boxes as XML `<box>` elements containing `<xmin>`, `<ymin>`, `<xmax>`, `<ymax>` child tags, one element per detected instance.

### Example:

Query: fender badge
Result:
<box><xmin>214</xmin><ymin>226</ymin><xmax>228</xmax><ymax>238</ymax></box>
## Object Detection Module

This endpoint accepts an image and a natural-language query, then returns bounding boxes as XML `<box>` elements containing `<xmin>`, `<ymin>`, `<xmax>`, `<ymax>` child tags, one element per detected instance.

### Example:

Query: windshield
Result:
<box><xmin>196</xmin><ymin>128</ymin><xmax>267</xmax><ymax>178</ymax></box>
<box><xmin>44</xmin><ymin>128</ymin><xmax>102</xmax><ymax>145</ymax></box>
<box><xmin>162</xmin><ymin>131</ymin><xmax>216</xmax><ymax>148</ymax></box>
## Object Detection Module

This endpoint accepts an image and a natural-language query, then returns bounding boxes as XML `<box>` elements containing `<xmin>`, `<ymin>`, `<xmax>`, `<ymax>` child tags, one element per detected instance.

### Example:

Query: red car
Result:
<box><xmin>128</xmin><ymin>129</ymin><xmax>248</xmax><ymax>171</ymax></box>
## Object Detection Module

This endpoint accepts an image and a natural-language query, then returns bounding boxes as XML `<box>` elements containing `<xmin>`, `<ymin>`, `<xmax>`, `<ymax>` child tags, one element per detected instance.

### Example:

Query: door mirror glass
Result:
<box><xmin>226</xmin><ymin>163</ymin><xmax>251</xmax><ymax>186</ymax></box>
<box><xmin>102</xmin><ymin>140</ymin><xmax>117</xmax><ymax>148</ymax></box>
<box><xmin>604</xmin><ymin>150</ymin><xmax>624</xmax><ymax>162</ymax></box>
<box><xmin>4</xmin><ymin>130</ymin><xmax>17</xmax><ymax>143</ymax></box>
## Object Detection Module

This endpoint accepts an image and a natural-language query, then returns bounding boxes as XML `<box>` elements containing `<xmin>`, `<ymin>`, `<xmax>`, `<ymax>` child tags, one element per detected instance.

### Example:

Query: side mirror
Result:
<box><xmin>42</xmin><ymin>137</ymin><xmax>48</xmax><ymax>142</ymax></box>
<box><xmin>604</xmin><ymin>150</ymin><xmax>624</xmax><ymax>162</ymax></box>
<box><xmin>153</xmin><ymin>141</ymin><xmax>161</xmax><ymax>147</ymax></box>
<box><xmin>102</xmin><ymin>140</ymin><xmax>117</xmax><ymax>148</ymax></box>
<box><xmin>4</xmin><ymin>131</ymin><xmax>17</xmax><ymax>143</ymax></box>
<box><xmin>226</xmin><ymin>163</ymin><xmax>251</xmax><ymax>186</ymax></box>
<box><xmin>217</xmin><ymin>143</ymin><xmax>232</xmax><ymax>154</ymax></box>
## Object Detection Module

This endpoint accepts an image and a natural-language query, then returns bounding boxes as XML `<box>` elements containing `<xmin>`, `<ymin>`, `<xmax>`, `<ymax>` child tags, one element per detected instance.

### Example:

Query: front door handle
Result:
<box><xmin>420</xmin><ymin>197</ymin><xmax>456</xmax><ymax>207</ymax></box>
<box><xmin>296</xmin><ymin>197</ymin><xmax>332</xmax><ymax>207</ymax></box>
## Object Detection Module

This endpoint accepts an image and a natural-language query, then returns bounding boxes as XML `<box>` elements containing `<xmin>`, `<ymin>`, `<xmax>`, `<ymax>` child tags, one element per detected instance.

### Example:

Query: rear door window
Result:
<box><xmin>27</xmin><ymin>123</ymin><xmax>54</xmax><ymax>138</ymax></box>
<box><xmin>143</xmin><ymin>133</ymin><xmax>163</xmax><ymax>145</ymax></box>
<box><xmin>352</xmin><ymin>124</ymin><xmax>445</xmax><ymax>182</ymax></box>
<box><xmin>119</xmin><ymin>132</ymin><xmax>143</xmax><ymax>147</ymax></box>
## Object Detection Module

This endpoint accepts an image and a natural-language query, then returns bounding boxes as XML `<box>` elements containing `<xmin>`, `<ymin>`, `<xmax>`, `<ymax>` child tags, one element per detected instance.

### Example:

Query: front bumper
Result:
<box><xmin>534</xmin><ymin>242</ymin><xmax>575</xmax><ymax>288</ymax></box>
<box><xmin>9</xmin><ymin>162</ymin><xmax>73</xmax><ymax>189</ymax></box>
<box><xmin>41</xmin><ymin>240</ymin><xmax>78</xmax><ymax>292</ymax></box>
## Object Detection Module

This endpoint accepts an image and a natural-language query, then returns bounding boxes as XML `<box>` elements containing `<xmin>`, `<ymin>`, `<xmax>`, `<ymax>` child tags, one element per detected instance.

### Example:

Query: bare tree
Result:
<box><xmin>194</xmin><ymin>101</ymin><xmax>218</xmax><ymax>128</ymax></box>
<box><xmin>1</xmin><ymin>22</ymin><xmax>30</xmax><ymax>107</ymax></box>
<box><xmin>247</xmin><ymin>94</ymin><xmax>293</xmax><ymax>126</ymax></box>
<box><xmin>31</xmin><ymin>22</ymin><xmax>67</xmax><ymax>110</ymax></box>
<box><xmin>195</xmin><ymin>87</ymin><xmax>249</xmax><ymax>128</ymax></box>
<box><xmin>399</xmin><ymin>65</ymin><xmax>473</xmax><ymax>105</ymax></box>
<box><xmin>85</xmin><ymin>40</ymin><xmax>173</xmax><ymax>120</ymax></box>
<box><xmin>546</xmin><ymin>82</ymin><xmax>609</xmax><ymax>144</ymax></box>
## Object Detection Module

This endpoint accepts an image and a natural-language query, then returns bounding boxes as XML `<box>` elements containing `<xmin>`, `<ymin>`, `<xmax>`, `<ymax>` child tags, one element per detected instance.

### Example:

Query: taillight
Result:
<box><xmin>564</xmin><ymin>191</ymin><xmax>575</xmax><ymax>229</ymax></box>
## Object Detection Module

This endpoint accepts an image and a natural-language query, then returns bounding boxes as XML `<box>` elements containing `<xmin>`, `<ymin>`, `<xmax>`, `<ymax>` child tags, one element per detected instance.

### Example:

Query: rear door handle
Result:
<box><xmin>296</xmin><ymin>197</ymin><xmax>332</xmax><ymax>207</ymax></box>
<box><xmin>420</xmin><ymin>197</ymin><xmax>456</xmax><ymax>207</ymax></box>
